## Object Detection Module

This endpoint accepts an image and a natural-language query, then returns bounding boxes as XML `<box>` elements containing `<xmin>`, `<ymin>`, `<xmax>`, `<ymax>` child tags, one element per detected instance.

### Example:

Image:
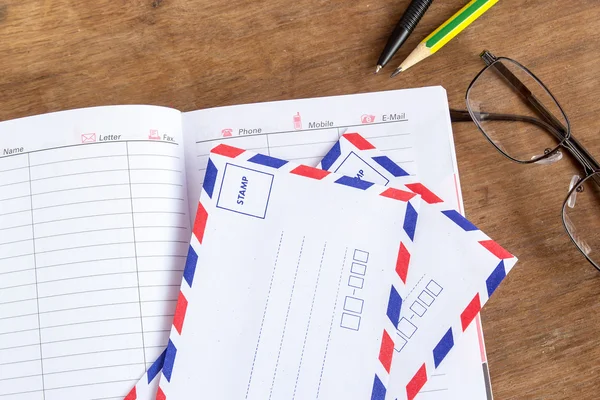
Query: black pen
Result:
<box><xmin>375</xmin><ymin>0</ymin><xmax>435</xmax><ymax>73</ymax></box>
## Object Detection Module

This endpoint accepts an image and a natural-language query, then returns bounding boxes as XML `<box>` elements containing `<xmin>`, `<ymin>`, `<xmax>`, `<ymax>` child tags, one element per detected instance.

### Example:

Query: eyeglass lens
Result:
<box><xmin>467</xmin><ymin>58</ymin><xmax>569</xmax><ymax>163</ymax></box>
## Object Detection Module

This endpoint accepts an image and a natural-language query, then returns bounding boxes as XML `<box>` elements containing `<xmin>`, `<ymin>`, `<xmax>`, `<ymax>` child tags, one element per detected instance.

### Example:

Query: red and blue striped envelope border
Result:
<box><xmin>125</xmin><ymin>143</ymin><xmax>421</xmax><ymax>399</ymax></box>
<box><xmin>320</xmin><ymin>133</ymin><xmax>517</xmax><ymax>400</ymax></box>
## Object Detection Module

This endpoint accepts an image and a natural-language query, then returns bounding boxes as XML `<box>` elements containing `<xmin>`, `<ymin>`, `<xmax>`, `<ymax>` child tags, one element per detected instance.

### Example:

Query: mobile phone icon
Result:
<box><xmin>293</xmin><ymin>112</ymin><xmax>302</xmax><ymax>130</ymax></box>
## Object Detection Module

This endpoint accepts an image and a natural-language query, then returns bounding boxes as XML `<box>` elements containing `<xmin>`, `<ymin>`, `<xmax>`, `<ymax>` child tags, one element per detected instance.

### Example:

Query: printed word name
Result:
<box><xmin>308</xmin><ymin>121</ymin><xmax>334</xmax><ymax>129</ymax></box>
<box><xmin>99</xmin><ymin>134</ymin><xmax>122</xmax><ymax>141</ymax></box>
<box><xmin>239</xmin><ymin>128</ymin><xmax>262</xmax><ymax>135</ymax></box>
<box><xmin>237</xmin><ymin>176</ymin><xmax>249</xmax><ymax>205</ymax></box>
<box><xmin>355</xmin><ymin>169</ymin><xmax>364</xmax><ymax>179</ymax></box>
<box><xmin>3</xmin><ymin>147</ymin><xmax>24</xmax><ymax>156</ymax></box>
<box><xmin>382</xmin><ymin>113</ymin><xmax>406</xmax><ymax>122</ymax></box>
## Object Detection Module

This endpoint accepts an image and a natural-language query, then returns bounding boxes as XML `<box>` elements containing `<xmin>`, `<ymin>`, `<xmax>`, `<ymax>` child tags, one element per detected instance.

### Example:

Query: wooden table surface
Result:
<box><xmin>1</xmin><ymin>0</ymin><xmax>599</xmax><ymax>398</ymax></box>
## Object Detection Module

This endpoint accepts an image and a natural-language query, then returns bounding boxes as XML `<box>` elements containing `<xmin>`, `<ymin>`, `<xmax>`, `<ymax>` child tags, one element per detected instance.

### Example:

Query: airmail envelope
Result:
<box><xmin>151</xmin><ymin>144</ymin><xmax>421</xmax><ymax>400</ymax></box>
<box><xmin>318</xmin><ymin>133</ymin><xmax>518</xmax><ymax>400</ymax></box>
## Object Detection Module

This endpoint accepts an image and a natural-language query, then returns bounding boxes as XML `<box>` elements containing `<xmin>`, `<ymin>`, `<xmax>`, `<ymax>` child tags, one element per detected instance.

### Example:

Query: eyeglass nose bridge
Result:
<box><xmin>561</xmin><ymin>139</ymin><xmax>599</xmax><ymax>175</ymax></box>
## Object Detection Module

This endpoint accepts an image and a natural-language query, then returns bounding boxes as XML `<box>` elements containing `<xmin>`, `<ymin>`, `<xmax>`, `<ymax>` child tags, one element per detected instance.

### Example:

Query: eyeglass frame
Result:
<box><xmin>449</xmin><ymin>50</ymin><xmax>600</xmax><ymax>271</ymax></box>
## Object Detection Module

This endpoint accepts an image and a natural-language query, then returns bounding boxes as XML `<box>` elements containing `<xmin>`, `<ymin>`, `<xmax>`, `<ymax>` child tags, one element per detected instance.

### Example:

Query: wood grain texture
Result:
<box><xmin>0</xmin><ymin>0</ymin><xmax>598</xmax><ymax>398</ymax></box>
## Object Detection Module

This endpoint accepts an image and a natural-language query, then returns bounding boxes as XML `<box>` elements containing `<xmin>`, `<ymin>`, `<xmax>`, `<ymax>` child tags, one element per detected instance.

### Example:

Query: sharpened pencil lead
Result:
<box><xmin>390</xmin><ymin>67</ymin><xmax>402</xmax><ymax>78</ymax></box>
<box><xmin>375</xmin><ymin>65</ymin><xmax>382</xmax><ymax>74</ymax></box>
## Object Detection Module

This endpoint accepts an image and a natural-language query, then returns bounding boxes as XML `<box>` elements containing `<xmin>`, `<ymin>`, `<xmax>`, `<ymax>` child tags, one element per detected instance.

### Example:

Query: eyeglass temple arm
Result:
<box><xmin>450</xmin><ymin>109</ymin><xmax>600</xmax><ymax>191</ymax></box>
<box><xmin>479</xmin><ymin>51</ymin><xmax>600</xmax><ymax>172</ymax></box>
<box><xmin>450</xmin><ymin>109</ymin><xmax>564</xmax><ymax>136</ymax></box>
<box><xmin>451</xmin><ymin>108</ymin><xmax>598</xmax><ymax>168</ymax></box>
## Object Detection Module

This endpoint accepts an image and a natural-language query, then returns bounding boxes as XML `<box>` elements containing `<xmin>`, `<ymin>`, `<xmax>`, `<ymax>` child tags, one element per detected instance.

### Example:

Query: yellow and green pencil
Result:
<box><xmin>391</xmin><ymin>0</ymin><xmax>499</xmax><ymax>77</ymax></box>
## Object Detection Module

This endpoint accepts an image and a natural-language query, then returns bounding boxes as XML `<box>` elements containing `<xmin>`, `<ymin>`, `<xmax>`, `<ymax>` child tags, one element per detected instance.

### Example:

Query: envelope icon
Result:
<box><xmin>81</xmin><ymin>133</ymin><xmax>96</xmax><ymax>143</ymax></box>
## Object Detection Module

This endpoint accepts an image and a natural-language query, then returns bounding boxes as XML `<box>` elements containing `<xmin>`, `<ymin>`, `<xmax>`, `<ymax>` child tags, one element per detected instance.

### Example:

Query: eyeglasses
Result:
<box><xmin>450</xmin><ymin>50</ymin><xmax>600</xmax><ymax>272</ymax></box>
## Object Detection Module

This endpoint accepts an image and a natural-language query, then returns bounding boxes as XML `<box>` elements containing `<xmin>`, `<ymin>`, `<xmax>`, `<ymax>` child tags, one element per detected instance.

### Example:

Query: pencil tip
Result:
<box><xmin>375</xmin><ymin>65</ymin><xmax>382</xmax><ymax>74</ymax></box>
<box><xmin>390</xmin><ymin>67</ymin><xmax>402</xmax><ymax>78</ymax></box>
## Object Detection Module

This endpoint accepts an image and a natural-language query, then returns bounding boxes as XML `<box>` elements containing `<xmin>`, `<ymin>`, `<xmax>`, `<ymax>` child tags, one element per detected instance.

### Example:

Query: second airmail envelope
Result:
<box><xmin>318</xmin><ymin>133</ymin><xmax>518</xmax><ymax>400</ymax></box>
<box><xmin>154</xmin><ymin>144</ymin><xmax>421</xmax><ymax>399</ymax></box>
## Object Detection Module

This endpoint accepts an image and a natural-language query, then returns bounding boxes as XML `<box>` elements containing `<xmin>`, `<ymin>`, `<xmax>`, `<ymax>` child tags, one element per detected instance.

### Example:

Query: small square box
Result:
<box><xmin>418</xmin><ymin>290</ymin><xmax>435</xmax><ymax>306</ymax></box>
<box><xmin>343</xmin><ymin>296</ymin><xmax>364</xmax><ymax>314</ymax></box>
<box><xmin>426</xmin><ymin>280</ymin><xmax>443</xmax><ymax>296</ymax></box>
<box><xmin>351</xmin><ymin>262</ymin><xmax>367</xmax><ymax>276</ymax></box>
<box><xmin>398</xmin><ymin>317</ymin><xmax>417</xmax><ymax>338</ymax></box>
<box><xmin>395</xmin><ymin>334</ymin><xmax>408</xmax><ymax>353</ymax></box>
<box><xmin>410</xmin><ymin>301</ymin><xmax>427</xmax><ymax>317</ymax></box>
<box><xmin>348</xmin><ymin>276</ymin><xmax>364</xmax><ymax>289</ymax></box>
<box><xmin>353</xmin><ymin>249</ymin><xmax>369</xmax><ymax>263</ymax></box>
<box><xmin>340</xmin><ymin>313</ymin><xmax>361</xmax><ymax>331</ymax></box>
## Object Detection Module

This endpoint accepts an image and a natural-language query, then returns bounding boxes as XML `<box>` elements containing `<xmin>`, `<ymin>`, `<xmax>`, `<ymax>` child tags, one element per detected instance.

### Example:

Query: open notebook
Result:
<box><xmin>0</xmin><ymin>87</ymin><xmax>491</xmax><ymax>400</ymax></box>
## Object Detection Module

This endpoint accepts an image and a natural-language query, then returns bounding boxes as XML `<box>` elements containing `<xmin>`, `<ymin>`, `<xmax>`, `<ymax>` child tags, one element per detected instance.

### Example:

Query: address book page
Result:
<box><xmin>0</xmin><ymin>105</ymin><xmax>191</xmax><ymax>400</ymax></box>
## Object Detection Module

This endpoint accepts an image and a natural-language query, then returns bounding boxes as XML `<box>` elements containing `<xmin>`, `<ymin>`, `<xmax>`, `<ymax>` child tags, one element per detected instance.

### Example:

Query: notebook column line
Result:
<box><xmin>27</xmin><ymin>152</ymin><xmax>47</xmax><ymax>399</ymax></box>
<box><xmin>265</xmin><ymin>133</ymin><xmax>271</xmax><ymax>156</ymax></box>
<box><xmin>125</xmin><ymin>141</ymin><xmax>147</xmax><ymax>367</ymax></box>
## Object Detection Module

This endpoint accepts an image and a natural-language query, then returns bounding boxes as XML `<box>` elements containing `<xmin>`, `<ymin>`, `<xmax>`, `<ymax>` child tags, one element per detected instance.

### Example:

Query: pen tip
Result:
<box><xmin>390</xmin><ymin>67</ymin><xmax>402</xmax><ymax>78</ymax></box>
<box><xmin>375</xmin><ymin>65</ymin><xmax>382</xmax><ymax>74</ymax></box>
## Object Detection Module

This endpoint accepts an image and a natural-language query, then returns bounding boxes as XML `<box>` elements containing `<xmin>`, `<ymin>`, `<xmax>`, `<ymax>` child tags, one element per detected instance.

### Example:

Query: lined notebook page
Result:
<box><xmin>182</xmin><ymin>89</ymin><xmax>428</xmax><ymax>221</ymax></box>
<box><xmin>181</xmin><ymin>87</ymin><xmax>490</xmax><ymax>399</ymax></box>
<box><xmin>0</xmin><ymin>106</ymin><xmax>189</xmax><ymax>400</ymax></box>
